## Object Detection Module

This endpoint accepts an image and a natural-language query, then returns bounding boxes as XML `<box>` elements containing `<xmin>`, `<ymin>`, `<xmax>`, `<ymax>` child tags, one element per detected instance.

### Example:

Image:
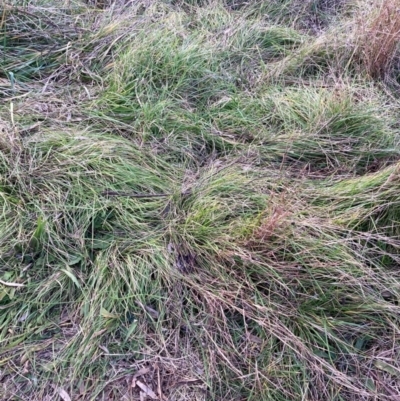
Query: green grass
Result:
<box><xmin>1</xmin><ymin>0</ymin><xmax>400</xmax><ymax>400</ymax></box>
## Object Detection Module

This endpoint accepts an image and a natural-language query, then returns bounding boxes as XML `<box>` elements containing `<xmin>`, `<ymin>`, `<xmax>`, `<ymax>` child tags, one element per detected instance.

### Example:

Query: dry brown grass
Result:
<box><xmin>357</xmin><ymin>0</ymin><xmax>400</xmax><ymax>79</ymax></box>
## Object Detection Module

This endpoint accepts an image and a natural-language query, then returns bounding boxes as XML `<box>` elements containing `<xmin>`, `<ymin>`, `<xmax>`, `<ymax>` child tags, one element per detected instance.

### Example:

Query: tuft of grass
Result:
<box><xmin>208</xmin><ymin>85</ymin><xmax>399</xmax><ymax>173</ymax></box>
<box><xmin>100</xmin><ymin>33</ymin><xmax>230</xmax><ymax>112</ymax></box>
<box><xmin>355</xmin><ymin>0</ymin><xmax>400</xmax><ymax>80</ymax></box>
<box><xmin>313</xmin><ymin>162</ymin><xmax>400</xmax><ymax>236</ymax></box>
<box><xmin>258</xmin><ymin>85</ymin><xmax>398</xmax><ymax>171</ymax></box>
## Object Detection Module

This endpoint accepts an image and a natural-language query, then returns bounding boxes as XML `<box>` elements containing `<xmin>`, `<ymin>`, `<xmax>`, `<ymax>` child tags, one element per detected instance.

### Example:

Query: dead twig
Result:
<box><xmin>0</xmin><ymin>279</ymin><xmax>24</xmax><ymax>288</ymax></box>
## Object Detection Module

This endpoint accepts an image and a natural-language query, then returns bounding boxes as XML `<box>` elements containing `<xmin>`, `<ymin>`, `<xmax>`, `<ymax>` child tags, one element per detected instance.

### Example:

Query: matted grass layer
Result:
<box><xmin>1</xmin><ymin>1</ymin><xmax>400</xmax><ymax>400</ymax></box>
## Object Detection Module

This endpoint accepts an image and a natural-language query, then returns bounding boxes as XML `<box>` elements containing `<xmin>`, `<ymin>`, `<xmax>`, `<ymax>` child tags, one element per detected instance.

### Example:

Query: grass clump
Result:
<box><xmin>0</xmin><ymin>4</ymin><xmax>89</xmax><ymax>84</ymax></box>
<box><xmin>1</xmin><ymin>1</ymin><xmax>400</xmax><ymax>400</ymax></box>
<box><xmin>208</xmin><ymin>85</ymin><xmax>399</xmax><ymax>173</ymax></box>
<box><xmin>92</xmin><ymin>20</ymin><xmax>237</xmax><ymax>160</ymax></box>
<box><xmin>313</xmin><ymin>163</ymin><xmax>400</xmax><ymax>236</ymax></box>
<box><xmin>0</xmin><ymin>129</ymin><xmax>174</xmax><ymax>272</ymax></box>
<box><xmin>258</xmin><ymin>86</ymin><xmax>398</xmax><ymax>171</ymax></box>
<box><xmin>354</xmin><ymin>0</ymin><xmax>400</xmax><ymax>80</ymax></box>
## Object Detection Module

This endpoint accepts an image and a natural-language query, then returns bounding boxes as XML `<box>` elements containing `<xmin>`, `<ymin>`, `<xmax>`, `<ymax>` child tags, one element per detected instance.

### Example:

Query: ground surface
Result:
<box><xmin>1</xmin><ymin>0</ymin><xmax>400</xmax><ymax>400</ymax></box>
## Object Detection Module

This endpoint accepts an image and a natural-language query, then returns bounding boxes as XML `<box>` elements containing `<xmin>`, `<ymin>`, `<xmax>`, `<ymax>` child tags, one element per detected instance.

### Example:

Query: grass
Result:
<box><xmin>354</xmin><ymin>0</ymin><xmax>400</xmax><ymax>80</ymax></box>
<box><xmin>1</xmin><ymin>0</ymin><xmax>400</xmax><ymax>400</ymax></box>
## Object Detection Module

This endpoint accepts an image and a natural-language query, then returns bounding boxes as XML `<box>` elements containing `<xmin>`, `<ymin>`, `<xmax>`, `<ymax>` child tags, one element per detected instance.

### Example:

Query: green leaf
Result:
<box><xmin>61</xmin><ymin>268</ymin><xmax>81</xmax><ymax>289</ymax></box>
<box><xmin>374</xmin><ymin>360</ymin><xmax>400</xmax><ymax>377</ymax></box>
<box><xmin>8</xmin><ymin>288</ymin><xmax>15</xmax><ymax>300</ymax></box>
<box><xmin>124</xmin><ymin>320</ymin><xmax>138</xmax><ymax>341</ymax></box>
<box><xmin>67</xmin><ymin>255</ymin><xmax>83</xmax><ymax>266</ymax></box>
<box><xmin>0</xmin><ymin>291</ymin><xmax>8</xmax><ymax>302</ymax></box>
<box><xmin>30</xmin><ymin>216</ymin><xmax>46</xmax><ymax>251</ymax></box>
<box><xmin>89</xmin><ymin>234</ymin><xmax>114</xmax><ymax>250</ymax></box>
<box><xmin>365</xmin><ymin>377</ymin><xmax>376</xmax><ymax>392</ymax></box>
<box><xmin>354</xmin><ymin>337</ymin><xmax>366</xmax><ymax>350</ymax></box>
<box><xmin>100</xmin><ymin>308</ymin><xmax>119</xmax><ymax>319</ymax></box>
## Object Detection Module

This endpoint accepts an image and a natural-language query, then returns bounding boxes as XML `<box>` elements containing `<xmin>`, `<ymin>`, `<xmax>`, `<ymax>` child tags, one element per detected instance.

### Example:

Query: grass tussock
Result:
<box><xmin>355</xmin><ymin>0</ymin><xmax>400</xmax><ymax>79</ymax></box>
<box><xmin>1</xmin><ymin>1</ymin><xmax>400</xmax><ymax>400</ymax></box>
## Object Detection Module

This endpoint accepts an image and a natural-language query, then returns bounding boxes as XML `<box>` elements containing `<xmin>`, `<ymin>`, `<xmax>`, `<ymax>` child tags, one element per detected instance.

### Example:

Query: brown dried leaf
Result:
<box><xmin>132</xmin><ymin>367</ymin><xmax>151</xmax><ymax>388</ymax></box>
<box><xmin>57</xmin><ymin>388</ymin><xmax>71</xmax><ymax>401</ymax></box>
<box><xmin>136</xmin><ymin>380</ymin><xmax>158</xmax><ymax>400</ymax></box>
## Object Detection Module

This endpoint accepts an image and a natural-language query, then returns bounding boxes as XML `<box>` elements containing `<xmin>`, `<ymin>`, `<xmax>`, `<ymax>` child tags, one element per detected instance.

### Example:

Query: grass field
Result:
<box><xmin>1</xmin><ymin>0</ymin><xmax>400</xmax><ymax>400</ymax></box>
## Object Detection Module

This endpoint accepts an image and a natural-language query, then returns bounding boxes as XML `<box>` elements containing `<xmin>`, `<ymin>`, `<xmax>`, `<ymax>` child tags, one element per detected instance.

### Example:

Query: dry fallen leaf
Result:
<box><xmin>247</xmin><ymin>333</ymin><xmax>263</xmax><ymax>344</ymax></box>
<box><xmin>132</xmin><ymin>367</ymin><xmax>151</xmax><ymax>387</ymax></box>
<box><xmin>144</xmin><ymin>305</ymin><xmax>160</xmax><ymax>319</ymax></box>
<box><xmin>134</xmin><ymin>367</ymin><xmax>151</xmax><ymax>378</ymax></box>
<box><xmin>98</xmin><ymin>345</ymin><xmax>110</xmax><ymax>354</ymax></box>
<box><xmin>22</xmin><ymin>360</ymin><xmax>30</xmax><ymax>375</ymax></box>
<box><xmin>57</xmin><ymin>387</ymin><xmax>71</xmax><ymax>401</ymax></box>
<box><xmin>92</xmin><ymin>328</ymin><xmax>107</xmax><ymax>338</ymax></box>
<box><xmin>136</xmin><ymin>380</ymin><xmax>158</xmax><ymax>400</ymax></box>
